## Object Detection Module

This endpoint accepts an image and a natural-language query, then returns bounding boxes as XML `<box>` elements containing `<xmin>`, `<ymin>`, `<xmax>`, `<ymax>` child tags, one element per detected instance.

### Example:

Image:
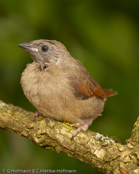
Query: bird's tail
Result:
<box><xmin>104</xmin><ymin>89</ymin><xmax>118</xmax><ymax>97</ymax></box>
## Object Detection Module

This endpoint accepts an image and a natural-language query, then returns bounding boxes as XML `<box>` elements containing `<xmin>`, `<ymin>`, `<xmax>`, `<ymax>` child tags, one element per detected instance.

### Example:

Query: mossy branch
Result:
<box><xmin>0</xmin><ymin>100</ymin><xmax>139</xmax><ymax>173</ymax></box>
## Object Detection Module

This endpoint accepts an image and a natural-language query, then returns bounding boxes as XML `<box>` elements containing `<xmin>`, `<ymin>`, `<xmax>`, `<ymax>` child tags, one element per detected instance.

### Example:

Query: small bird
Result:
<box><xmin>18</xmin><ymin>40</ymin><xmax>117</xmax><ymax>137</ymax></box>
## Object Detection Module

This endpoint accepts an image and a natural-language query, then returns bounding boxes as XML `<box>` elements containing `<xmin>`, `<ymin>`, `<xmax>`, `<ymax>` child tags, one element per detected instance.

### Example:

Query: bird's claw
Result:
<box><xmin>71</xmin><ymin>123</ymin><xmax>89</xmax><ymax>140</ymax></box>
<box><xmin>34</xmin><ymin>111</ymin><xmax>42</xmax><ymax>121</ymax></box>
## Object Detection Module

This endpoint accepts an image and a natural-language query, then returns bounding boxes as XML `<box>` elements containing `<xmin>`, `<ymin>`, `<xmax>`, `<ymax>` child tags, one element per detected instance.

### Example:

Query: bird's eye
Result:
<box><xmin>41</xmin><ymin>45</ymin><xmax>48</xmax><ymax>52</ymax></box>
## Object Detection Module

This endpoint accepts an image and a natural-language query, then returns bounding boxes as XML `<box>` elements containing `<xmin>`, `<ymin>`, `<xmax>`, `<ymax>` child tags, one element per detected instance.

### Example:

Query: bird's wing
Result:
<box><xmin>68</xmin><ymin>60</ymin><xmax>107</xmax><ymax>100</ymax></box>
<box><xmin>72</xmin><ymin>75</ymin><xmax>107</xmax><ymax>100</ymax></box>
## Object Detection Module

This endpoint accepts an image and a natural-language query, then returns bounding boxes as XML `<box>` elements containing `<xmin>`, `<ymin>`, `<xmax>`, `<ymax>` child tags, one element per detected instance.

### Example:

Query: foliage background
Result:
<box><xmin>0</xmin><ymin>1</ymin><xmax>139</xmax><ymax>173</ymax></box>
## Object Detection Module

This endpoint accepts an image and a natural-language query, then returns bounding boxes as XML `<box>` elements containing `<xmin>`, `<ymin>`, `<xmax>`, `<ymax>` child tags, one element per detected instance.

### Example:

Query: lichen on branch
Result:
<box><xmin>0</xmin><ymin>100</ymin><xmax>139</xmax><ymax>173</ymax></box>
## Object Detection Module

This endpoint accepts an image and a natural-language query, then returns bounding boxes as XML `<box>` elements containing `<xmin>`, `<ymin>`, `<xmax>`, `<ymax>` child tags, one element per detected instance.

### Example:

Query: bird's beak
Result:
<box><xmin>18</xmin><ymin>42</ymin><xmax>38</xmax><ymax>52</ymax></box>
<box><xmin>18</xmin><ymin>42</ymin><xmax>32</xmax><ymax>51</ymax></box>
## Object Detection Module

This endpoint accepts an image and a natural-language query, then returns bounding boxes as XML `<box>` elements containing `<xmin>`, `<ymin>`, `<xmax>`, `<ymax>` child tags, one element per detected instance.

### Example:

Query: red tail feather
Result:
<box><xmin>104</xmin><ymin>89</ymin><xmax>118</xmax><ymax>97</ymax></box>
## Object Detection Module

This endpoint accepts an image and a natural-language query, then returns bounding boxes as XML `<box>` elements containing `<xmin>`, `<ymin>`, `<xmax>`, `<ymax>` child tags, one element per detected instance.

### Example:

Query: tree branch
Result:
<box><xmin>0</xmin><ymin>100</ymin><xmax>139</xmax><ymax>173</ymax></box>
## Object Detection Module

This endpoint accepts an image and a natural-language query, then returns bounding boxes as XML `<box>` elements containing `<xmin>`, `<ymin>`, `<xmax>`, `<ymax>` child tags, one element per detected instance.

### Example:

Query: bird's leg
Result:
<box><xmin>34</xmin><ymin>111</ymin><xmax>44</xmax><ymax>121</ymax></box>
<box><xmin>72</xmin><ymin>118</ymin><xmax>94</xmax><ymax>138</ymax></box>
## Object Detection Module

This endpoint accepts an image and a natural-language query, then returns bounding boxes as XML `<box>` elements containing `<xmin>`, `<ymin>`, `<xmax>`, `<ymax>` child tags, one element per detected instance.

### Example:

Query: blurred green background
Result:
<box><xmin>0</xmin><ymin>0</ymin><xmax>139</xmax><ymax>173</ymax></box>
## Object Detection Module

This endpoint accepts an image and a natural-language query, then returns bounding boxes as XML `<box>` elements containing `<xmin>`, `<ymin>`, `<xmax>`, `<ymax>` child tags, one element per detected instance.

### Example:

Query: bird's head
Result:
<box><xmin>18</xmin><ymin>39</ymin><xmax>70</xmax><ymax>64</ymax></box>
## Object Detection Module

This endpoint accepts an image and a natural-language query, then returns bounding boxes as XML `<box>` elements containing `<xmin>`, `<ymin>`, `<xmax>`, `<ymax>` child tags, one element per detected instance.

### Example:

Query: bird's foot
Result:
<box><xmin>72</xmin><ymin>123</ymin><xmax>89</xmax><ymax>139</ymax></box>
<box><xmin>34</xmin><ymin>111</ymin><xmax>43</xmax><ymax>121</ymax></box>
